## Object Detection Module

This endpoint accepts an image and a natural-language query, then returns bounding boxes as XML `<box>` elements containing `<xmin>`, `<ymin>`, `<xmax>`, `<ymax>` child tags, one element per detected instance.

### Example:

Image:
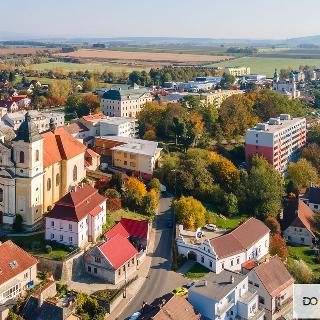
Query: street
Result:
<box><xmin>118</xmin><ymin>193</ymin><xmax>185</xmax><ymax>319</ymax></box>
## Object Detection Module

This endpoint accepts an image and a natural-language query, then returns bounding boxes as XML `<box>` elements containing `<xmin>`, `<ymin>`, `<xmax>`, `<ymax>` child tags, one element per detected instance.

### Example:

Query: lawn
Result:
<box><xmin>288</xmin><ymin>246</ymin><xmax>320</xmax><ymax>277</ymax></box>
<box><xmin>184</xmin><ymin>263</ymin><xmax>210</xmax><ymax>279</ymax></box>
<box><xmin>6</xmin><ymin>232</ymin><xmax>71</xmax><ymax>260</ymax></box>
<box><xmin>211</xmin><ymin>56</ymin><xmax>320</xmax><ymax>77</ymax></box>
<box><xmin>29</xmin><ymin>61</ymin><xmax>150</xmax><ymax>73</ymax></box>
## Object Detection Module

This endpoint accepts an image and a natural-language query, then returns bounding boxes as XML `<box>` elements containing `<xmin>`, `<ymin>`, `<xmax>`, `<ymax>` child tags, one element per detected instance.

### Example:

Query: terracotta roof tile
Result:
<box><xmin>253</xmin><ymin>256</ymin><xmax>294</xmax><ymax>297</ymax></box>
<box><xmin>120</xmin><ymin>218</ymin><xmax>149</xmax><ymax>239</ymax></box>
<box><xmin>99</xmin><ymin>234</ymin><xmax>138</xmax><ymax>269</ymax></box>
<box><xmin>105</xmin><ymin>223</ymin><xmax>130</xmax><ymax>240</ymax></box>
<box><xmin>0</xmin><ymin>241</ymin><xmax>38</xmax><ymax>286</ymax></box>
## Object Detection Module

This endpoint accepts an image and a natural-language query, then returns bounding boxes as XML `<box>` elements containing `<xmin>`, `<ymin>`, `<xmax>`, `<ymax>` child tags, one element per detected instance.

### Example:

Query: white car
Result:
<box><xmin>205</xmin><ymin>224</ymin><xmax>217</xmax><ymax>231</ymax></box>
<box><xmin>129</xmin><ymin>312</ymin><xmax>141</xmax><ymax>320</ymax></box>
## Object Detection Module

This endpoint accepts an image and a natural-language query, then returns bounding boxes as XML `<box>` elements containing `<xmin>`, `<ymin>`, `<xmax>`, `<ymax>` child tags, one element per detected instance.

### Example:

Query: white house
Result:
<box><xmin>248</xmin><ymin>256</ymin><xmax>294</xmax><ymax>320</ymax></box>
<box><xmin>300</xmin><ymin>186</ymin><xmax>320</xmax><ymax>212</ymax></box>
<box><xmin>0</xmin><ymin>241</ymin><xmax>37</xmax><ymax>304</ymax></box>
<box><xmin>45</xmin><ymin>185</ymin><xmax>107</xmax><ymax>248</ymax></box>
<box><xmin>188</xmin><ymin>270</ymin><xmax>265</xmax><ymax>320</ymax></box>
<box><xmin>176</xmin><ymin>218</ymin><xmax>270</xmax><ymax>273</ymax></box>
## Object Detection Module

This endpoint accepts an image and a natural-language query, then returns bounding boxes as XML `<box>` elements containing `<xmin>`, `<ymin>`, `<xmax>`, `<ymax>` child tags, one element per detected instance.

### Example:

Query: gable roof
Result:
<box><xmin>307</xmin><ymin>187</ymin><xmax>320</xmax><ymax>205</ymax></box>
<box><xmin>0</xmin><ymin>240</ymin><xmax>38</xmax><ymax>286</ymax></box>
<box><xmin>41</xmin><ymin>127</ymin><xmax>86</xmax><ymax>168</ymax></box>
<box><xmin>104</xmin><ymin>218</ymin><xmax>149</xmax><ymax>240</ymax></box>
<box><xmin>46</xmin><ymin>185</ymin><xmax>106</xmax><ymax>222</ymax></box>
<box><xmin>99</xmin><ymin>234</ymin><xmax>138</xmax><ymax>269</ymax></box>
<box><xmin>210</xmin><ymin>218</ymin><xmax>270</xmax><ymax>259</ymax></box>
<box><xmin>283</xmin><ymin>199</ymin><xmax>316</xmax><ymax>237</ymax></box>
<box><xmin>252</xmin><ymin>256</ymin><xmax>294</xmax><ymax>297</ymax></box>
<box><xmin>64</xmin><ymin>122</ymin><xmax>89</xmax><ymax>135</ymax></box>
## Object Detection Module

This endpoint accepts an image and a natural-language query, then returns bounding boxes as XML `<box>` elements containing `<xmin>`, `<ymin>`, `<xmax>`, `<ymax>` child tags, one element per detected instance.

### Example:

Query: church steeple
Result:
<box><xmin>273</xmin><ymin>68</ymin><xmax>279</xmax><ymax>82</ymax></box>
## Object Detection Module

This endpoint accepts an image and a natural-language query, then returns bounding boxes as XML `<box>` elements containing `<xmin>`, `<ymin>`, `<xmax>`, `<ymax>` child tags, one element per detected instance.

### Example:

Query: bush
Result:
<box><xmin>12</xmin><ymin>214</ymin><xmax>23</xmax><ymax>232</ymax></box>
<box><xmin>45</xmin><ymin>245</ymin><xmax>52</xmax><ymax>254</ymax></box>
<box><xmin>31</xmin><ymin>241</ymin><xmax>41</xmax><ymax>251</ymax></box>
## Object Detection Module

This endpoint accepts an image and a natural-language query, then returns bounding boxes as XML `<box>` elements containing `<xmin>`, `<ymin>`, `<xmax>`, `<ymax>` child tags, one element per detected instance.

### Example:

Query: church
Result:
<box><xmin>0</xmin><ymin>112</ymin><xmax>88</xmax><ymax>230</ymax></box>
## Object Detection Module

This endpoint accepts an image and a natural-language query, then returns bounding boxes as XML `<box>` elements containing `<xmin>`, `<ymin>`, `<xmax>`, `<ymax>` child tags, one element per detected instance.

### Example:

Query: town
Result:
<box><xmin>2</xmin><ymin>2</ymin><xmax>320</xmax><ymax>320</ymax></box>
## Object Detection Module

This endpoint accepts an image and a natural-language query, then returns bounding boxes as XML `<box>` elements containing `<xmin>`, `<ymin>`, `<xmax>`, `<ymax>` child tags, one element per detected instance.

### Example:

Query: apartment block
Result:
<box><xmin>202</xmin><ymin>89</ymin><xmax>244</xmax><ymax>108</ymax></box>
<box><xmin>224</xmin><ymin>66</ymin><xmax>251</xmax><ymax>77</ymax></box>
<box><xmin>245</xmin><ymin>114</ymin><xmax>306</xmax><ymax>174</ymax></box>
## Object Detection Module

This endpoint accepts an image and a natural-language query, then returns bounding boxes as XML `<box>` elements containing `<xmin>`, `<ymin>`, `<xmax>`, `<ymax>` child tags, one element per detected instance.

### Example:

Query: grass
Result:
<box><xmin>6</xmin><ymin>232</ymin><xmax>71</xmax><ymax>260</ymax></box>
<box><xmin>288</xmin><ymin>246</ymin><xmax>320</xmax><ymax>277</ymax></box>
<box><xmin>29</xmin><ymin>61</ymin><xmax>150</xmax><ymax>73</ymax></box>
<box><xmin>211</xmin><ymin>56</ymin><xmax>320</xmax><ymax>77</ymax></box>
<box><xmin>184</xmin><ymin>263</ymin><xmax>210</xmax><ymax>279</ymax></box>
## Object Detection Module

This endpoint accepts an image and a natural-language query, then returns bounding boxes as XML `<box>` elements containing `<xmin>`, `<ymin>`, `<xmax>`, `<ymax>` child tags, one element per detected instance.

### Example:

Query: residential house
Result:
<box><xmin>45</xmin><ymin>185</ymin><xmax>106</xmax><ymax>248</ymax></box>
<box><xmin>84</xmin><ymin>149</ymin><xmax>100</xmax><ymax>171</ymax></box>
<box><xmin>104</xmin><ymin>217</ymin><xmax>149</xmax><ymax>251</ymax></box>
<box><xmin>94</xmin><ymin>136</ymin><xmax>162</xmax><ymax>180</ymax></box>
<box><xmin>10</xmin><ymin>95</ymin><xmax>31</xmax><ymax>109</ymax></box>
<box><xmin>300</xmin><ymin>186</ymin><xmax>320</xmax><ymax>212</ymax></box>
<box><xmin>83</xmin><ymin>234</ymin><xmax>138</xmax><ymax>284</ymax></box>
<box><xmin>139</xmin><ymin>293</ymin><xmax>200</xmax><ymax>319</ymax></box>
<box><xmin>64</xmin><ymin>121</ymin><xmax>90</xmax><ymax>143</ymax></box>
<box><xmin>188</xmin><ymin>270</ymin><xmax>264</xmax><ymax>320</ymax></box>
<box><xmin>176</xmin><ymin>218</ymin><xmax>270</xmax><ymax>273</ymax></box>
<box><xmin>0</xmin><ymin>100</ymin><xmax>18</xmax><ymax>113</ymax></box>
<box><xmin>224</xmin><ymin>66</ymin><xmax>251</xmax><ymax>77</ymax></box>
<box><xmin>248</xmin><ymin>256</ymin><xmax>294</xmax><ymax>320</ymax></box>
<box><xmin>0</xmin><ymin>241</ymin><xmax>37</xmax><ymax>304</ymax></box>
<box><xmin>282</xmin><ymin>199</ymin><xmax>316</xmax><ymax>246</ymax></box>
<box><xmin>201</xmin><ymin>89</ymin><xmax>244</xmax><ymax>108</ymax></box>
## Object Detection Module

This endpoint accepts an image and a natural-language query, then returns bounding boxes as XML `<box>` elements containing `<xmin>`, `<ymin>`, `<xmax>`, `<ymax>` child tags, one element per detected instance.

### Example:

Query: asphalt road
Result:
<box><xmin>119</xmin><ymin>193</ymin><xmax>185</xmax><ymax>319</ymax></box>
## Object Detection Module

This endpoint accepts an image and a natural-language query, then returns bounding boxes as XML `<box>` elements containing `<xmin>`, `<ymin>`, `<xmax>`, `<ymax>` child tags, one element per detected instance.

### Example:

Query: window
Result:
<box><xmin>209</xmin><ymin>261</ymin><xmax>213</xmax><ymax>268</ymax></box>
<box><xmin>69</xmin><ymin>224</ymin><xmax>72</xmax><ymax>231</ymax></box>
<box><xmin>231</xmin><ymin>260</ymin><xmax>234</xmax><ymax>266</ymax></box>
<box><xmin>124</xmin><ymin>161</ymin><xmax>127</xmax><ymax>165</ymax></box>
<box><xmin>0</xmin><ymin>188</ymin><xmax>3</xmax><ymax>202</ymax></box>
<box><xmin>201</xmin><ymin>256</ymin><xmax>204</xmax><ymax>263</ymax></box>
<box><xmin>35</xmin><ymin>150</ymin><xmax>39</xmax><ymax>162</ymax></box>
<box><xmin>132</xmin><ymin>258</ymin><xmax>134</xmax><ymax>264</ymax></box>
<box><xmin>301</xmin><ymin>237</ymin><xmax>305</xmax><ymax>242</ymax></box>
<box><xmin>95</xmin><ymin>257</ymin><xmax>101</xmax><ymax>263</ymax></box>
<box><xmin>73</xmin><ymin>165</ymin><xmax>77</xmax><ymax>182</ymax></box>
<box><xmin>88</xmin><ymin>266</ymin><xmax>91</xmax><ymax>272</ymax></box>
<box><xmin>60</xmin><ymin>235</ymin><xmax>63</xmax><ymax>241</ymax></box>
<box><xmin>118</xmin><ymin>269</ymin><xmax>121</xmax><ymax>275</ymax></box>
<box><xmin>19</xmin><ymin>151</ymin><xmax>25</xmax><ymax>163</ymax></box>
<box><xmin>51</xmin><ymin>234</ymin><xmax>54</xmax><ymax>239</ymax></box>
<box><xmin>51</xmin><ymin>221</ymin><xmax>54</xmax><ymax>227</ymax></box>
<box><xmin>259</xmin><ymin>296</ymin><xmax>265</xmax><ymax>304</ymax></box>
<box><xmin>56</xmin><ymin>173</ymin><xmax>60</xmax><ymax>186</ymax></box>
<box><xmin>69</xmin><ymin>237</ymin><xmax>73</xmax><ymax>243</ymax></box>
<box><xmin>47</xmin><ymin>178</ymin><xmax>51</xmax><ymax>191</ymax></box>
<box><xmin>237</xmin><ymin>257</ymin><xmax>240</xmax><ymax>264</ymax></box>
<box><xmin>94</xmin><ymin>267</ymin><xmax>97</xmax><ymax>274</ymax></box>
<box><xmin>254</xmin><ymin>283</ymin><xmax>259</xmax><ymax>288</ymax></box>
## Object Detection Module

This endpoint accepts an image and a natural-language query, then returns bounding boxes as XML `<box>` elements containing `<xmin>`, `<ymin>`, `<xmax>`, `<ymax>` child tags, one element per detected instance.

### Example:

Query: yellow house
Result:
<box><xmin>202</xmin><ymin>90</ymin><xmax>245</xmax><ymax>108</ymax></box>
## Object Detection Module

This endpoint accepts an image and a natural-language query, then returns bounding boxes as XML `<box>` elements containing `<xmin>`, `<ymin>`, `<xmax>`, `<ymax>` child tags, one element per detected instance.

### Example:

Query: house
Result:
<box><xmin>139</xmin><ymin>293</ymin><xmax>201</xmax><ymax>319</ymax></box>
<box><xmin>104</xmin><ymin>217</ymin><xmax>149</xmax><ymax>251</ymax></box>
<box><xmin>224</xmin><ymin>66</ymin><xmax>251</xmax><ymax>77</ymax></box>
<box><xmin>300</xmin><ymin>186</ymin><xmax>320</xmax><ymax>212</ymax></box>
<box><xmin>201</xmin><ymin>89</ymin><xmax>244</xmax><ymax>108</ymax></box>
<box><xmin>0</xmin><ymin>100</ymin><xmax>19</xmax><ymax>113</ymax></box>
<box><xmin>272</xmin><ymin>70</ymin><xmax>300</xmax><ymax>99</ymax></box>
<box><xmin>176</xmin><ymin>218</ymin><xmax>270</xmax><ymax>273</ymax></box>
<box><xmin>248</xmin><ymin>256</ymin><xmax>294</xmax><ymax>320</ymax></box>
<box><xmin>188</xmin><ymin>270</ymin><xmax>264</xmax><ymax>320</ymax></box>
<box><xmin>101</xmin><ymin>84</ymin><xmax>152</xmax><ymax>118</ymax></box>
<box><xmin>45</xmin><ymin>185</ymin><xmax>106</xmax><ymax>248</ymax></box>
<box><xmin>10</xmin><ymin>95</ymin><xmax>31</xmax><ymax>109</ymax></box>
<box><xmin>282</xmin><ymin>199</ymin><xmax>316</xmax><ymax>246</ymax></box>
<box><xmin>64</xmin><ymin>121</ymin><xmax>90</xmax><ymax>143</ymax></box>
<box><xmin>84</xmin><ymin>149</ymin><xmax>100</xmax><ymax>171</ymax></box>
<box><xmin>0</xmin><ymin>240</ymin><xmax>37</xmax><ymax>304</ymax></box>
<box><xmin>83</xmin><ymin>234</ymin><xmax>138</xmax><ymax>284</ymax></box>
<box><xmin>94</xmin><ymin>136</ymin><xmax>162</xmax><ymax>180</ymax></box>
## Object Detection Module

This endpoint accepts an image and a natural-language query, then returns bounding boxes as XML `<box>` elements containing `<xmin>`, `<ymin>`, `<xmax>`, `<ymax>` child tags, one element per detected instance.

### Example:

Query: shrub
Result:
<box><xmin>12</xmin><ymin>214</ymin><xmax>23</xmax><ymax>232</ymax></box>
<box><xmin>45</xmin><ymin>245</ymin><xmax>52</xmax><ymax>254</ymax></box>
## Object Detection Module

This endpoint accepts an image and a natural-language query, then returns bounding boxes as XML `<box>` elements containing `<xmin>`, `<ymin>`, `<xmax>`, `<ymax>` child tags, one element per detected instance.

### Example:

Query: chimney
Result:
<box><xmin>230</xmin><ymin>276</ymin><xmax>234</xmax><ymax>284</ymax></box>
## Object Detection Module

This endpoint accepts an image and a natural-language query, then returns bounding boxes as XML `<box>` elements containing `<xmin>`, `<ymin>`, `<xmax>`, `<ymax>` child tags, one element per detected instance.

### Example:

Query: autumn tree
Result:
<box><xmin>269</xmin><ymin>234</ymin><xmax>288</xmax><ymax>261</ymax></box>
<box><xmin>106</xmin><ymin>198</ymin><xmax>122</xmax><ymax>212</ymax></box>
<box><xmin>82</xmin><ymin>93</ymin><xmax>100</xmax><ymax>114</ymax></box>
<box><xmin>83</xmin><ymin>77</ymin><xmax>97</xmax><ymax>92</ymax></box>
<box><xmin>301</xmin><ymin>143</ymin><xmax>320</xmax><ymax>173</ymax></box>
<box><xmin>150</xmin><ymin>178</ymin><xmax>161</xmax><ymax>193</ymax></box>
<box><xmin>287</xmin><ymin>159</ymin><xmax>320</xmax><ymax>191</ymax></box>
<box><xmin>123</xmin><ymin>177</ymin><xmax>147</xmax><ymax>210</ymax></box>
<box><xmin>265</xmin><ymin>216</ymin><xmax>281</xmax><ymax>234</ymax></box>
<box><xmin>245</xmin><ymin>156</ymin><xmax>284</xmax><ymax>219</ymax></box>
<box><xmin>48</xmin><ymin>80</ymin><xmax>72</xmax><ymax>99</ymax></box>
<box><xmin>174</xmin><ymin>196</ymin><xmax>206</xmax><ymax>230</ymax></box>
<box><xmin>104</xmin><ymin>188</ymin><xmax>120</xmax><ymax>199</ymax></box>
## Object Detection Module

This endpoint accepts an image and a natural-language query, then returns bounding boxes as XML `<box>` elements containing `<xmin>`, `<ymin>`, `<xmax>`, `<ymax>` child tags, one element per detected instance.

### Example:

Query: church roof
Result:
<box><xmin>12</xmin><ymin>112</ymin><xmax>42</xmax><ymax>143</ymax></box>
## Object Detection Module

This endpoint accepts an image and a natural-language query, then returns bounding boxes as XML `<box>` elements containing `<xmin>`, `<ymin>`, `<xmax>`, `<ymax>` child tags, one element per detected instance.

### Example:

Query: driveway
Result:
<box><xmin>118</xmin><ymin>193</ymin><xmax>186</xmax><ymax>320</ymax></box>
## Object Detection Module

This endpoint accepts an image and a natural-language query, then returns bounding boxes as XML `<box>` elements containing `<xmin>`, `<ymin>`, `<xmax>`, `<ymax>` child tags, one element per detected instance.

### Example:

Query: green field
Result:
<box><xmin>29</xmin><ymin>61</ymin><xmax>150</xmax><ymax>73</ymax></box>
<box><xmin>212</xmin><ymin>57</ymin><xmax>320</xmax><ymax>76</ymax></box>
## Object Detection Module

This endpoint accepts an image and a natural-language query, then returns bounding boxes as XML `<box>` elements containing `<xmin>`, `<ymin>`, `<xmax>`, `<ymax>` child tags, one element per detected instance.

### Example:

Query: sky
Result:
<box><xmin>1</xmin><ymin>0</ymin><xmax>320</xmax><ymax>39</ymax></box>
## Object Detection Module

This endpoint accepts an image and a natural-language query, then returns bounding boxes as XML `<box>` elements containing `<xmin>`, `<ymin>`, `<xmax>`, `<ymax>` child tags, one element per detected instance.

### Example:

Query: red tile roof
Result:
<box><xmin>253</xmin><ymin>256</ymin><xmax>294</xmax><ymax>297</ymax></box>
<box><xmin>86</xmin><ymin>148</ymin><xmax>100</xmax><ymax>158</ymax></box>
<box><xmin>41</xmin><ymin>127</ymin><xmax>86</xmax><ymax>168</ymax></box>
<box><xmin>82</xmin><ymin>112</ymin><xmax>106</xmax><ymax>122</ymax></box>
<box><xmin>210</xmin><ymin>218</ymin><xmax>270</xmax><ymax>259</ymax></box>
<box><xmin>0</xmin><ymin>241</ymin><xmax>38</xmax><ymax>286</ymax></box>
<box><xmin>104</xmin><ymin>218</ymin><xmax>149</xmax><ymax>240</ymax></box>
<box><xmin>99</xmin><ymin>234</ymin><xmax>138</xmax><ymax>269</ymax></box>
<box><xmin>292</xmin><ymin>200</ymin><xmax>316</xmax><ymax>237</ymax></box>
<box><xmin>11</xmin><ymin>95</ymin><xmax>28</xmax><ymax>102</ymax></box>
<box><xmin>241</xmin><ymin>259</ymin><xmax>255</xmax><ymax>271</ymax></box>
<box><xmin>46</xmin><ymin>185</ymin><xmax>106</xmax><ymax>222</ymax></box>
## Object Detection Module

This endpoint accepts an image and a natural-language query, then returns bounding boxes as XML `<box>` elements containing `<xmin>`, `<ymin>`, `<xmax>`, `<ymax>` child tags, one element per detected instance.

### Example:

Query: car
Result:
<box><xmin>185</xmin><ymin>281</ymin><xmax>196</xmax><ymax>288</ymax></box>
<box><xmin>205</xmin><ymin>224</ymin><xmax>217</xmax><ymax>231</ymax></box>
<box><xmin>172</xmin><ymin>287</ymin><xmax>188</xmax><ymax>296</ymax></box>
<box><xmin>129</xmin><ymin>311</ymin><xmax>141</xmax><ymax>320</ymax></box>
<box><xmin>167</xmin><ymin>219</ymin><xmax>173</xmax><ymax>228</ymax></box>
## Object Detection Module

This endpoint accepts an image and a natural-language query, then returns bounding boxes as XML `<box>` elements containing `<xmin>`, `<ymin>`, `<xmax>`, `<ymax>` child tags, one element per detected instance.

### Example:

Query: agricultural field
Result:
<box><xmin>0</xmin><ymin>47</ymin><xmax>57</xmax><ymax>55</ymax></box>
<box><xmin>29</xmin><ymin>61</ymin><xmax>150</xmax><ymax>73</ymax></box>
<box><xmin>55</xmin><ymin>48</ymin><xmax>232</xmax><ymax>63</ymax></box>
<box><xmin>211</xmin><ymin>56</ymin><xmax>320</xmax><ymax>76</ymax></box>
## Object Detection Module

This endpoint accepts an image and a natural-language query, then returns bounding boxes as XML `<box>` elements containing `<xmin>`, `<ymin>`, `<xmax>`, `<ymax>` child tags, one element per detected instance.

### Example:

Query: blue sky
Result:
<box><xmin>1</xmin><ymin>0</ymin><xmax>320</xmax><ymax>39</ymax></box>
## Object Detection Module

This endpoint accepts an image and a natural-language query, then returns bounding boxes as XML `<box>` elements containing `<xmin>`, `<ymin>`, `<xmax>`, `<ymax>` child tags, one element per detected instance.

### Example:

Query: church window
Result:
<box><xmin>47</xmin><ymin>178</ymin><xmax>51</xmax><ymax>191</ymax></box>
<box><xmin>19</xmin><ymin>151</ymin><xmax>24</xmax><ymax>163</ymax></box>
<box><xmin>73</xmin><ymin>165</ymin><xmax>77</xmax><ymax>181</ymax></box>
<box><xmin>35</xmin><ymin>150</ymin><xmax>39</xmax><ymax>162</ymax></box>
<box><xmin>56</xmin><ymin>173</ymin><xmax>60</xmax><ymax>186</ymax></box>
<box><xmin>0</xmin><ymin>188</ymin><xmax>3</xmax><ymax>202</ymax></box>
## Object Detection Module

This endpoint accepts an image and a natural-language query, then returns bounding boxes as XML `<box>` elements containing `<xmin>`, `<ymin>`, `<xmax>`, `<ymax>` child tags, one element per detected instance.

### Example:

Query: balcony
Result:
<box><xmin>238</xmin><ymin>290</ymin><xmax>258</xmax><ymax>305</ymax></box>
<box><xmin>216</xmin><ymin>300</ymin><xmax>235</xmax><ymax>317</ymax></box>
<box><xmin>236</xmin><ymin>308</ymin><xmax>265</xmax><ymax>320</ymax></box>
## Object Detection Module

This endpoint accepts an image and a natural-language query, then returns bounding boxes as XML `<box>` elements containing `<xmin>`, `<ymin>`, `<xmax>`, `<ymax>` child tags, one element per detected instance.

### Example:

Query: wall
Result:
<box><xmin>283</xmin><ymin>226</ymin><xmax>314</xmax><ymax>246</ymax></box>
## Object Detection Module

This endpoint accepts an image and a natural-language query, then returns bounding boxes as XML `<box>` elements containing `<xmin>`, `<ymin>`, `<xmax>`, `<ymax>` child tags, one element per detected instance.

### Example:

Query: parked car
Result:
<box><xmin>205</xmin><ymin>224</ymin><xmax>217</xmax><ymax>231</ymax></box>
<box><xmin>129</xmin><ymin>311</ymin><xmax>141</xmax><ymax>320</ymax></box>
<box><xmin>185</xmin><ymin>281</ymin><xmax>196</xmax><ymax>288</ymax></box>
<box><xmin>172</xmin><ymin>287</ymin><xmax>188</xmax><ymax>296</ymax></box>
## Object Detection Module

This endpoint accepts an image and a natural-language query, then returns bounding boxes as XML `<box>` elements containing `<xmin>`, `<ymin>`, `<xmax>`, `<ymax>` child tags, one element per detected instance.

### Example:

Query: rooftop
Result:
<box><xmin>102</xmin><ymin>85</ymin><xmax>150</xmax><ymax>101</ymax></box>
<box><xmin>190</xmin><ymin>270</ymin><xmax>245</xmax><ymax>301</ymax></box>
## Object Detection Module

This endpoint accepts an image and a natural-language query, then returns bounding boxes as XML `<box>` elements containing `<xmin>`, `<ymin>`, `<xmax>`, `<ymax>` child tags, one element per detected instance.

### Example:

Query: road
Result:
<box><xmin>118</xmin><ymin>193</ymin><xmax>185</xmax><ymax>319</ymax></box>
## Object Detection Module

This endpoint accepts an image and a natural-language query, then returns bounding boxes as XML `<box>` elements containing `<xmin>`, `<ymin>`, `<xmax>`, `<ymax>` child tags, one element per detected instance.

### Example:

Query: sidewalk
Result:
<box><xmin>105</xmin><ymin>219</ymin><xmax>156</xmax><ymax>319</ymax></box>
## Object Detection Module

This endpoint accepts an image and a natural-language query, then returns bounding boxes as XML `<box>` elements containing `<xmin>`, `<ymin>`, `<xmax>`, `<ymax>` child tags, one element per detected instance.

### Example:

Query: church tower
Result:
<box><xmin>12</xmin><ymin>112</ymin><xmax>44</xmax><ymax>229</ymax></box>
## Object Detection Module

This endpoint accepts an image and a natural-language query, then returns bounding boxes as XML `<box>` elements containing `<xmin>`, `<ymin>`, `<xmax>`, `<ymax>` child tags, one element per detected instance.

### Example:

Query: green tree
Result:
<box><xmin>245</xmin><ymin>156</ymin><xmax>284</xmax><ymax>219</ymax></box>
<box><xmin>150</xmin><ymin>178</ymin><xmax>161</xmax><ymax>193</ymax></box>
<box><xmin>302</xmin><ymin>143</ymin><xmax>320</xmax><ymax>173</ymax></box>
<box><xmin>220</xmin><ymin>73</ymin><xmax>235</xmax><ymax>89</ymax></box>
<box><xmin>83</xmin><ymin>77</ymin><xmax>97</xmax><ymax>92</ymax></box>
<box><xmin>222</xmin><ymin>193</ymin><xmax>238</xmax><ymax>216</ymax></box>
<box><xmin>287</xmin><ymin>159</ymin><xmax>319</xmax><ymax>191</ymax></box>
<box><xmin>109</xmin><ymin>173</ymin><xmax>122</xmax><ymax>192</ymax></box>
<box><xmin>12</xmin><ymin>214</ymin><xmax>23</xmax><ymax>232</ymax></box>
<box><xmin>172</xmin><ymin>117</ymin><xmax>186</xmax><ymax>145</ymax></box>
<box><xmin>174</xmin><ymin>196</ymin><xmax>206</xmax><ymax>230</ymax></box>
<box><xmin>307</xmin><ymin>124</ymin><xmax>320</xmax><ymax>145</ymax></box>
